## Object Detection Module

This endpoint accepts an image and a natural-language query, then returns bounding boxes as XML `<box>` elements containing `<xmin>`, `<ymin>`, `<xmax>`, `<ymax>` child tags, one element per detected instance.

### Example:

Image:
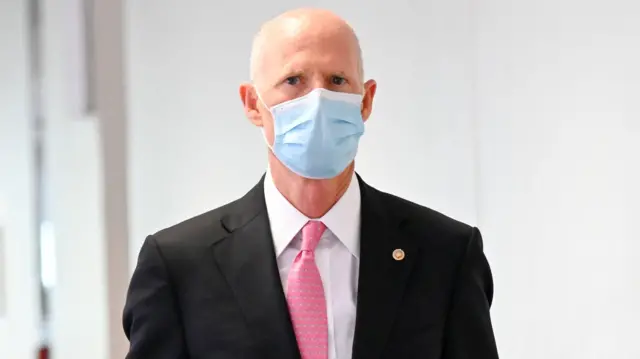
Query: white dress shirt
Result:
<box><xmin>264</xmin><ymin>169</ymin><xmax>360</xmax><ymax>359</ymax></box>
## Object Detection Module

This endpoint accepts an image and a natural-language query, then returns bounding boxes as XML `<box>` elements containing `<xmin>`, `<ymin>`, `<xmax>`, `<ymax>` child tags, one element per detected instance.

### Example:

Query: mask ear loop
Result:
<box><xmin>254</xmin><ymin>86</ymin><xmax>271</xmax><ymax>112</ymax></box>
<box><xmin>253</xmin><ymin>86</ymin><xmax>276</xmax><ymax>152</ymax></box>
<box><xmin>360</xmin><ymin>85</ymin><xmax>367</xmax><ymax>114</ymax></box>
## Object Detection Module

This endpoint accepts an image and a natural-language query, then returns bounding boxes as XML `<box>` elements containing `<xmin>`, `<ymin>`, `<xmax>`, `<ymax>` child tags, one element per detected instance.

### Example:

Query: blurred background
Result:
<box><xmin>1</xmin><ymin>0</ymin><xmax>639</xmax><ymax>358</ymax></box>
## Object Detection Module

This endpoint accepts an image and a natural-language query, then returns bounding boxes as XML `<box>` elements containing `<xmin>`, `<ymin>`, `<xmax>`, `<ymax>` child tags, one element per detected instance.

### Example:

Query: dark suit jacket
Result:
<box><xmin>123</xmin><ymin>175</ymin><xmax>499</xmax><ymax>359</ymax></box>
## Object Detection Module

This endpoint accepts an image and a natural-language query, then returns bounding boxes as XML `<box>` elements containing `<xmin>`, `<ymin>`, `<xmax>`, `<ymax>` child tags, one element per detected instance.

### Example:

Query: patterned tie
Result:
<box><xmin>286</xmin><ymin>221</ymin><xmax>329</xmax><ymax>359</ymax></box>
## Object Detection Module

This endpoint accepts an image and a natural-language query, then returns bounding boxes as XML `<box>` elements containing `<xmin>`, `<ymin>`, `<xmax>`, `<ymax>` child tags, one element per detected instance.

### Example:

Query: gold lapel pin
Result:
<box><xmin>392</xmin><ymin>249</ymin><xmax>405</xmax><ymax>261</ymax></box>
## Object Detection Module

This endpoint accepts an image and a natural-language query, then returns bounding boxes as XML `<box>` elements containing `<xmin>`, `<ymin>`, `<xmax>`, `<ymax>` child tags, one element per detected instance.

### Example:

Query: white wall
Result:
<box><xmin>475</xmin><ymin>0</ymin><xmax>640</xmax><ymax>358</ymax></box>
<box><xmin>41</xmin><ymin>0</ymin><xmax>109</xmax><ymax>356</ymax></box>
<box><xmin>126</xmin><ymin>0</ymin><xmax>478</xmax><ymax>267</ymax></box>
<box><xmin>42</xmin><ymin>0</ymin><xmax>131</xmax><ymax>357</ymax></box>
<box><xmin>128</xmin><ymin>0</ymin><xmax>640</xmax><ymax>358</ymax></box>
<box><xmin>3</xmin><ymin>1</ymin><xmax>636</xmax><ymax>356</ymax></box>
<box><xmin>0</xmin><ymin>0</ymin><xmax>42</xmax><ymax>358</ymax></box>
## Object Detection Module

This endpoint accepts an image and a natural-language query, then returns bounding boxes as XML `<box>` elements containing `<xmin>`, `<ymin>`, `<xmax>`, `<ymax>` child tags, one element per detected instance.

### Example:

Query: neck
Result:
<box><xmin>268</xmin><ymin>152</ymin><xmax>354</xmax><ymax>218</ymax></box>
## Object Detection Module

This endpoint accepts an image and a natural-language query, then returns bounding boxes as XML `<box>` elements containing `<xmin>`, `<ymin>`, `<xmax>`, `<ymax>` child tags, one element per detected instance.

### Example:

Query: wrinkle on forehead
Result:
<box><xmin>250</xmin><ymin>8</ymin><xmax>363</xmax><ymax>89</ymax></box>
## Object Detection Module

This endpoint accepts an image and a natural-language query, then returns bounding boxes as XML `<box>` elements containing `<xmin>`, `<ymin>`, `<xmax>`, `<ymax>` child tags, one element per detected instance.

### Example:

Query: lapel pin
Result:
<box><xmin>392</xmin><ymin>249</ymin><xmax>405</xmax><ymax>261</ymax></box>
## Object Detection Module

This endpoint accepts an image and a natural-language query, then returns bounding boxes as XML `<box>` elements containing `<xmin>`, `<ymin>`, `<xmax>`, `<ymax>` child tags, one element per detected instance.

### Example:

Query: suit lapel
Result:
<box><xmin>352</xmin><ymin>176</ymin><xmax>418</xmax><ymax>359</ymax></box>
<box><xmin>211</xmin><ymin>177</ymin><xmax>300</xmax><ymax>359</ymax></box>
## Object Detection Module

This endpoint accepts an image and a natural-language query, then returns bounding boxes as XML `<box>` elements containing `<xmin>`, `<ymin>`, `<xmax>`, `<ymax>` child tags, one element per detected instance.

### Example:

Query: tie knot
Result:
<box><xmin>301</xmin><ymin>221</ymin><xmax>326</xmax><ymax>251</ymax></box>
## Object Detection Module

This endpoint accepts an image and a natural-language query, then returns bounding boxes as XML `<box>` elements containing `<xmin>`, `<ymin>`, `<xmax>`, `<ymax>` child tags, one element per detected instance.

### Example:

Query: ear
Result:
<box><xmin>361</xmin><ymin>79</ymin><xmax>377</xmax><ymax>122</ymax></box>
<box><xmin>239</xmin><ymin>82</ymin><xmax>263</xmax><ymax>127</ymax></box>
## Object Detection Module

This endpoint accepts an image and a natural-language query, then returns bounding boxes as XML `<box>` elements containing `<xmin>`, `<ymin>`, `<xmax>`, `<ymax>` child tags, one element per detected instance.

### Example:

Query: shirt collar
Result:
<box><xmin>263</xmin><ymin>168</ymin><xmax>361</xmax><ymax>259</ymax></box>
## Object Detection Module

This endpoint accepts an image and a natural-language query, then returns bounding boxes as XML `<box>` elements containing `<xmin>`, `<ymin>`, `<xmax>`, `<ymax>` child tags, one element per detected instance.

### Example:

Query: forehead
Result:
<box><xmin>261</xmin><ymin>21</ymin><xmax>360</xmax><ymax>80</ymax></box>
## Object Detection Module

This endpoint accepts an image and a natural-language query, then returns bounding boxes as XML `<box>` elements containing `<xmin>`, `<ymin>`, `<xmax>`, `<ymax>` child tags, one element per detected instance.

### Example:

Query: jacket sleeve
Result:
<box><xmin>442</xmin><ymin>227</ymin><xmax>499</xmax><ymax>359</ymax></box>
<box><xmin>123</xmin><ymin>235</ymin><xmax>189</xmax><ymax>359</ymax></box>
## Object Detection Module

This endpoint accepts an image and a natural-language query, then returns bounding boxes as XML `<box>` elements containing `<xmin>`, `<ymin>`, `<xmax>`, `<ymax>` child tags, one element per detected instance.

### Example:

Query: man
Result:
<box><xmin>123</xmin><ymin>8</ymin><xmax>499</xmax><ymax>359</ymax></box>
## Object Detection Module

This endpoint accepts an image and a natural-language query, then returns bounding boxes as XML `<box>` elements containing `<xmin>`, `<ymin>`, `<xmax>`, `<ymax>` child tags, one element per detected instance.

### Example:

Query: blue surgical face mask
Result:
<box><xmin>258</xmin><ymin>88</ymin><xmax>365</xmax><ymax>179</ymax></box>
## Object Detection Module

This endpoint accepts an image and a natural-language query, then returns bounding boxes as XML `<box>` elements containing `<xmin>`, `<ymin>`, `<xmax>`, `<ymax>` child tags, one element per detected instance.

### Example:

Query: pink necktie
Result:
<box><xmin>286</xmin><ymin>221</ymin><xmax>329</xmax><ymax>359</ymax></box>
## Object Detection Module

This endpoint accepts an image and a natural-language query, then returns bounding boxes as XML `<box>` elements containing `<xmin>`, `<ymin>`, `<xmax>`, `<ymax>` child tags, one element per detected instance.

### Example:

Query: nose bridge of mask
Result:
<box><xmin>272</xmin><ymin>88</ymin><xmax>323</xmax><ymax>115</ymax></box>
<box><xmin>256</xmin><ymin>86</ymin><xmax>365</xmax><ymax>109</ymax></box>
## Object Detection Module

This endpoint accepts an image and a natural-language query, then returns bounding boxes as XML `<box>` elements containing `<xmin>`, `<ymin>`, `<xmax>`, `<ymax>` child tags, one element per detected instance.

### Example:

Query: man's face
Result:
<box><xmin>241</xmin><ymin>16</ymin><xmax>377</xmax><ymax>146</ymax></box>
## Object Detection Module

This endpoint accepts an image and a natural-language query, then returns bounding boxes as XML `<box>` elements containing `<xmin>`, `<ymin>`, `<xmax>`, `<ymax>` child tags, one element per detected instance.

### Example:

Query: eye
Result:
<box><xmin>285</xmin><ymin>76</ymin><xmax>301</xmax><ymax>85</ymax></box>
<box><xmin>331</xmin><ymin>75</ymin><xmax>347</xmax><ymax>85</ymax></box>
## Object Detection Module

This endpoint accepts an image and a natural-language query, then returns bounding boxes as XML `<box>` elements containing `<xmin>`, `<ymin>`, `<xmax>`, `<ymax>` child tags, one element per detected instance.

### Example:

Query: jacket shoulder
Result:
<box><xmin>151</xmin><ymin>202</ymin><xmax>231</xmax><ymax>248</ymax></box>
<box><xmin>373</xmin><ymin>187</ymin><xmax>475</xmax><ymax>243</ymax></box>
<box><xmin>150</xmin><ymin>179</ymin><xmax>265</xmax><ymax>249</ymax></box>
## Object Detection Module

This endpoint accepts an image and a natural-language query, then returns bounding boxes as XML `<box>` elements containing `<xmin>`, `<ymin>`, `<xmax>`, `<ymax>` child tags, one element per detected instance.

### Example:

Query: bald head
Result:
<box><xmin>249</xmin><ymin>8</ymin><xmax>364</xmax><ymax>88</ymax></box>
